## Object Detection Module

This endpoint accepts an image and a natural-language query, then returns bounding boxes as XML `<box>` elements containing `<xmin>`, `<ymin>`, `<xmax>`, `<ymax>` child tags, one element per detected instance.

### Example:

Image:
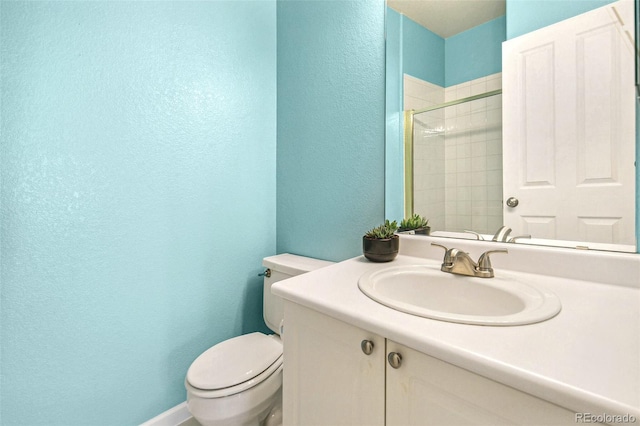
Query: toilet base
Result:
<box><xmin>263</xmin><ymin>395</ymin><xmax>282</xmax><ymax>426</ymax></box>
<box><xmin>188</xmin><ymin>391</ymin><xmax>280</xmax><ymax>426</ymax></box>
<box><xmin>186</xmin><ymin>367</ymin><xmax>282</xmax><ymax>426</ymax></box>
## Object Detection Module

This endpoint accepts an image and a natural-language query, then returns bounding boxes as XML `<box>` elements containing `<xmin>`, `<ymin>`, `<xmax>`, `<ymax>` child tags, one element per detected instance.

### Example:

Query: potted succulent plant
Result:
<box><xmin>362</xmin><ymin>220</ymin><xmax>399</xmax><ymax>262</ymax></box>
<box><xmin>398</xmin><ymin>214</ymin><xmax>430</xmax><ymax>235</ymax></box>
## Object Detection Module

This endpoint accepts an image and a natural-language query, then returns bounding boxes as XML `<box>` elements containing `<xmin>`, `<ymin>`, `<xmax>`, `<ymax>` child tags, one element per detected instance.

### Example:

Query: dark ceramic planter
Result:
<box><xmin>397</xmin><ymin>226</ymin><xmax>431</xmax><ymax>235</ymax></box>
<box><xmin>415</xmin><ymin>226</ymin><xmax>431</xmax><ymax>235</ymax></box>
<box><xmin>363</xmin><ymin>235</ymin><xmax>399</xmax><ymax>262</ymax></box>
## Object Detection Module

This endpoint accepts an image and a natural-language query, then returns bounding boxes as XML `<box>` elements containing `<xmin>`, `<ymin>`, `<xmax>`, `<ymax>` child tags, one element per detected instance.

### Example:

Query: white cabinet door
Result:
<box><xmin>283</xmin><ymin>304</ymin><xmax>582</xmax><ymax>426</ymax></box>
<box><xmin>386</xmin><ymin>341</ymin><xmax>577</xmax><ymax>426</ymax></box>
<box><xmin>502</xmin><ymin>0</ymin><xmax>635</xmax><ymax>246</ymax></box>
<box><xmin>282</xmin><ymin>302</ymin><xmax>385</xmax><ymax>426</ymax></box>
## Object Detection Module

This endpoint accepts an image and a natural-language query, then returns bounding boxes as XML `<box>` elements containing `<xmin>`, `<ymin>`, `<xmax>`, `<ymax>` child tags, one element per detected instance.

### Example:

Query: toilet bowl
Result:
<box><xmin>185</xmin><ymin>333</ymin><xmax>283</xmax><ymax>426</ymax></box>
<box><xmin>185</xmin><ymin>254</ymin><xmax>333</xmax><ymax>426</ymax></box>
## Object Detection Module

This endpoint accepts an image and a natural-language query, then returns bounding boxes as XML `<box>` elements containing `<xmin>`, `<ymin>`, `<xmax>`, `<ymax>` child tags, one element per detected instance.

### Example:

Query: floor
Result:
<box><xmin>177</xmin><ymin>417</ymin><xmax>201</xmax><ymax>426</ymax></box>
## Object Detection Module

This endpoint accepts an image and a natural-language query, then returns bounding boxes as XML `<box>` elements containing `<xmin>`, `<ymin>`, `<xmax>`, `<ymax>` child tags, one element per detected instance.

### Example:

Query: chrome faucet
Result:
<box><xmin>492</xmin><ymin>226</ymin><xmax>512</xmax><ymax>242</ymax></box>
<box><xmin>432</xmin><ymin>243</ymin><xmax>507</xmax><ymax>278</ymax></box>
<box><xmin>492</xmin><ymin>226</ymin><xmax>532</xmax><ymax>243</ymax></box>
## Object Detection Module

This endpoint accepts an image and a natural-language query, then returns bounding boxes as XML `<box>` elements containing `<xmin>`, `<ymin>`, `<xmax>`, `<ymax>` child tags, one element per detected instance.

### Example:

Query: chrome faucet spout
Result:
<box><xmin>492</xmin><ymin>226</ymin><xmax>512</xmax><ymax>242</ymax></box>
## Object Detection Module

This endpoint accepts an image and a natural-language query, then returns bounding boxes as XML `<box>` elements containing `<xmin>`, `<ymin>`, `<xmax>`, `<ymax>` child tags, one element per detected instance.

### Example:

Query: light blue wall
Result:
<box><xmin>506</xmin><ymin>0</ymin><xmax>616</xmax><ymax>39</ymax></box>
<box><xmin>0</xmin><ymin>1</ymin><xmax>276</xmax><ymax>424</ymax></box>
<box><xmin>385</xmin><ymin>8</ymin><xmax>405</xmax><ymax>223</ymax></box>
<box><xmin>445</xmin><ymin>16</ymin><xmax>506</xmax><ymax>87</ymax></box>
<box><xmin>402</xmin><ymin>14</ymin><xmax>445</xmax><ymax>87</ymax></box>
<box><xmin>276</xmin><ymin>0</ymin><xmax>386</xmax><ymax>262</ymax></box>
<box><xmin>386</xmin><ymin>8</ymin><xmax>504</xmax><ymax>90</ymax></box>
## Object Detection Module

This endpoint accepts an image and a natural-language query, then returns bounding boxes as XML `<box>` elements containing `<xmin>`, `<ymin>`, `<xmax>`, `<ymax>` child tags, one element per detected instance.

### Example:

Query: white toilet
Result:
<box><xmin>185</xmin><ymin>253</ymin><xmax>333</xmax><ymax>426</ymax></box>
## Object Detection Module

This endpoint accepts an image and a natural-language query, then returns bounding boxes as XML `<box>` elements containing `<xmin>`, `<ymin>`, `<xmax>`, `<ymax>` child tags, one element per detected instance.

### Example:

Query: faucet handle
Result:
<box><xmin>431</xmin><ymin>243</ymin><xmax>454</xmax><ymax>266</ymax></box>
<box><xmin>477</xmin><ymin>249</ymin><xmax>508</xmax><ymax>275</ymax></box>
<box><xmin>463</xmin><ymin>230</ymin><xmax>485</xmax><ymax>240</ymax></box>
<box><xmin>508</xmin><ymin>234</ymin><xmax>531</xmax><ymax>243</ymax></box>
<box><xmin>431</xmin><ymin>243</ymin><xmax>449</xmax><ymax>251</ymax></box>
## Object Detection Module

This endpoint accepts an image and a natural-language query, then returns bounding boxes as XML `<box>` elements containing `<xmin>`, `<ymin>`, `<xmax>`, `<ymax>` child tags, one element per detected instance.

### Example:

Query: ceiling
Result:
<box><xmin>387</xmin><ymin>0</ymin><xmax>506</xmax><ymax>38</ymax></box>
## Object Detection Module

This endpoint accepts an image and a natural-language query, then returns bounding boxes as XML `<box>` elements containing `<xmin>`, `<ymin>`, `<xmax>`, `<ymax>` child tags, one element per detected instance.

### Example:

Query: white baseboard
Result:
<box><xmin>140</xmin><ymin>401</ymin><xmax>193</xmax><ymax>426</ymax></box>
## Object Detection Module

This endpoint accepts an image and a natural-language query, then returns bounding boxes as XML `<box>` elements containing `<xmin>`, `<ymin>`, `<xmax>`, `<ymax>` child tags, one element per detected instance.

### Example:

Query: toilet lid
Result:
<box><xmin>187</xmin><ymin>332</ymin><xmax>282</xmax><ymax>391</ymax></box>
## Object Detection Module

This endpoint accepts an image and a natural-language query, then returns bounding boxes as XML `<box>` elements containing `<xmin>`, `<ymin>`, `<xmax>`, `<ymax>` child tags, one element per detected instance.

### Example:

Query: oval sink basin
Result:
<box><xmin>358</xmin><ymin>264</ymin><xmax>561</xmax><ymax>326</ymax></box>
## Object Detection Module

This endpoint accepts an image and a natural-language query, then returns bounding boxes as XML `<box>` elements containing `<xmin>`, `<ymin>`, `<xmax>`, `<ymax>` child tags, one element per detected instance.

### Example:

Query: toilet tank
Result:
<box><xmin>262</xmin><ymin>253</ymin><xmax>333</xmax><ymax>334</ymax></box>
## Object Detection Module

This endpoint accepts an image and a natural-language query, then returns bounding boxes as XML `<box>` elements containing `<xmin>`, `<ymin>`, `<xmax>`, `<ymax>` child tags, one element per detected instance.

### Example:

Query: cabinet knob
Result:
<box><xmin>388</xmin><ymin>352</ymin><xmax>402</xmax><ymax>368</ymax></box>
<box><xmin>361</xmin><ymin>340</ymin><xmax>374</xmax><ymax>355</ymax></box>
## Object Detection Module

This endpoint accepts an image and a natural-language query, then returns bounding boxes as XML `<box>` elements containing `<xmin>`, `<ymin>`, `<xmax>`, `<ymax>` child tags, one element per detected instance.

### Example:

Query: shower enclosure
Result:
<box><xmin>404</xmin><ymin>90</ymin><xmax>503</xmax><ymax>236</ymax></box>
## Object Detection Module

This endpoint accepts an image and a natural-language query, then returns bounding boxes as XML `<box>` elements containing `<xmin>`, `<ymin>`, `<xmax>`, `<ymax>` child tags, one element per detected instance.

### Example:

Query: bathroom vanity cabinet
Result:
<box><xmin>273</xmin><ymin>241</ymin><xmax>640</xmax><ymax>425</ymax></box>
<box><xmin>283</xmin><ymin>302</ymin><xmax>577</xmax><ymax>426</ymax></box>
<box><xmin>282</xmin><ymin>302</ymin><xmax>385</xmax><ymax>425</ymax></box>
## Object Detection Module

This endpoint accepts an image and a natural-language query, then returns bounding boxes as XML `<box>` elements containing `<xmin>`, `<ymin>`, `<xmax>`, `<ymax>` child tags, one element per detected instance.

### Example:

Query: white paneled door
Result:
<box><xmin>502</xmin><ymin>0</ymin><xmax>636</xmax><ymax>247</ymax></box>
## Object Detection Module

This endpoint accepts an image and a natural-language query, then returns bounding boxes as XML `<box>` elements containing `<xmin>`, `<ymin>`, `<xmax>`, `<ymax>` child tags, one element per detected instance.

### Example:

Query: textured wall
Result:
<box><xmin>276</xmin><ymin>0</ymin><xmax>386</xmax><ymax>262</ymax></box>
<box><xmin>401</xmin><ymin>12</ymin><xmax>445</xmax><ymax>87</ymax></box>
<box><xmin>506</xmin><ymin>0</ymin><xmax>616</xmax><ymax>39</ymax></box>
<box><xmin>0</xmin><ymin>1</ymin><xmax>276</xmax><ymax>424</ymax></box>
<box><xmin>445</xmin><ymin>16</ymin><xmax>506</xmax><ymax>87</ymax></box>
<box><xmin>386</xmin><ymin>8</ymin><xmax>504</xmax><ymax>90</ymax></box>
<box><xmin>385</xmin><ymin>8</ymin><xmax>405</xmax><ymax>223</ymax></box>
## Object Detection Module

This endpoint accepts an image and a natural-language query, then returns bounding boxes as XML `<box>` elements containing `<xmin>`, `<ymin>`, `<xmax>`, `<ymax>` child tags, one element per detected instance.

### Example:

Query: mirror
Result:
<box><xmin>386</xmin><ymin>0</ymin><xmax>637</xmax><ymax>253</ymax></box>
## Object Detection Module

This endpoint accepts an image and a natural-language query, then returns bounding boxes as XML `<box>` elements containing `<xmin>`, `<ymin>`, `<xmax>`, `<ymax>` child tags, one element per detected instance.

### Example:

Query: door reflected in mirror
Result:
<box><xmin>388</xmin><ymin>0</ymin><xmax>637</xmax><ymax>252</ymax></box>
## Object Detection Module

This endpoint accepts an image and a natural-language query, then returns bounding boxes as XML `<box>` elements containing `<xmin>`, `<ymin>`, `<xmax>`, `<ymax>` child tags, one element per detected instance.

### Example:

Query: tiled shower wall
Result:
<box><xmin>405</xmin><ymin>73</ymin><xmax>503</xmax><ymax>235</ymax></box>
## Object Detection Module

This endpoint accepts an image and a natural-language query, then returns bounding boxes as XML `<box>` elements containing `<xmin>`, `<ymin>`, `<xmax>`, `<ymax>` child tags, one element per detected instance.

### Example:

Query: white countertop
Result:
<box><xmin>272</xmin><ymin>244</ymin><xmax>640</xmax><ymax>419</ymax></box>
